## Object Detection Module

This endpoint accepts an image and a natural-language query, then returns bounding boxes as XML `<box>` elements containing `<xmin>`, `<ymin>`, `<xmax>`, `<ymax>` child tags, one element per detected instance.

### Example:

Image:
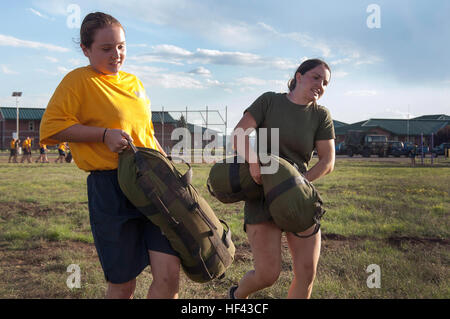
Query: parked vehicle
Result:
<box><xmin>387</xmin><ymin>141</ymin><xmax>408</xmax><ymax>157</ymax></box>
<box><xmin>344</xmin><ymin>131</ymin><xmax>388</xmax><ymax>157</ymax></box>
<box><xmin>415</xmin><ymin>145</ymin><xmax>430</xmax><ymax>156</ymax></box>
<box><xmin>432</xmin><ymin>142</ymin><xmax>450</xmax><ymax>157</ymax></box>
<box><xmin>335</xmin><ymin>142</ymin><xmax>347</xmax><ymax>155</ymax></box>
<box><xmin>403</xmin><ymin>142</ymin><xmax>416</xmax><ymax>154</ymax></box>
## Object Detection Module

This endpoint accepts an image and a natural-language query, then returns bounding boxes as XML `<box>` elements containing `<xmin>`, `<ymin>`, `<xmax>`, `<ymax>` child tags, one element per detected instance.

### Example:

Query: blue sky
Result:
<box><xmin>1</xmin><ymin>0</ymin><xmax>449</xmax><ymax>133</ymax></box>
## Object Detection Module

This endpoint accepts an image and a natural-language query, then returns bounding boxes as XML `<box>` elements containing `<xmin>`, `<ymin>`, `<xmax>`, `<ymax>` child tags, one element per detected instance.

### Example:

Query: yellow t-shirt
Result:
<box><xmin>58</xmin><ymin>143</ymin><xmax>66</xmax><ymax>152</ymax></box>
<box><xmin>40</xmin><ymin>66</ymin><xmax>158</xmax><ymax>171</ymax></box>
<box><xmin>11</xmin><ymin>140</ymin><xmax>17</xmax><ymax>149</ymax></box>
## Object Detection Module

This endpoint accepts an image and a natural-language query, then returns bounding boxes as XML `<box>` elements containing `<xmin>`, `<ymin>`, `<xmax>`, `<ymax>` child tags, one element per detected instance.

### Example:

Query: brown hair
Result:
<box><xmin>80</xmin><ymin>12</ymin><xmax>123</xmax><ymax>48</ymax></box>
<box><xmin>288</xmin><ymin>58</ymin><xmax>331</xmax><ymax>92</ymax></box>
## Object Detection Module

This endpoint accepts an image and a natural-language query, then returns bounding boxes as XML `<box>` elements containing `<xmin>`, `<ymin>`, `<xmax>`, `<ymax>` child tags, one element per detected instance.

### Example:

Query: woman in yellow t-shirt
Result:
<box><xmin>54</xmin><ymin>142</ymin><xmax>67</xmax><ymax>163</ymax></box>
<box><xmin>40</xmin><ymin>12</ymin><xmax>180</xmax><ymax>299</ymax></box>
<box><xmin>20</xmin><ymin>137</ymin><xmax>32</xmax><ymax>163</ymax></box>
<box><xmin>8</xmin><ymin>138</ymin><xmax>18</xmax><ymax>163</ymax></box>
<box><xmin>35</xmin><ymin>143</ymin><xmax>49</xmax><ymax>163</ymax></box>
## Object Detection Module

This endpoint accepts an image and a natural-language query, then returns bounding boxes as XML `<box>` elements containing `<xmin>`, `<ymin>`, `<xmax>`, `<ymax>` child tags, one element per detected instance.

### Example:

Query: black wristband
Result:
<box><xmin>102</xmin><ymin>128</ymin><xmax>108</xmax><ymax>143</ymax></box>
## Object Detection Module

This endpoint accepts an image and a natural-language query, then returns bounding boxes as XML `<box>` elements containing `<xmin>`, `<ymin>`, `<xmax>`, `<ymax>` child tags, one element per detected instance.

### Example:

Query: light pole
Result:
<box><xmin>12</xmin><ymin>92</ymin><xmax>22</xmax><ymax>140</ymax></box>
<box><xmin>12</xmin><ymin>92</ymin><xmax>22</xmax><ymax>155</ymax></box>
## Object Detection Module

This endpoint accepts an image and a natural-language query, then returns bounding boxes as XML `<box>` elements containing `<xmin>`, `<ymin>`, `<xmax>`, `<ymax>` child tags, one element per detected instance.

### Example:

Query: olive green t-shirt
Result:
<box><xmin>244</xmin><ymin>91</ymin><xmax>335</xmax><ymax>174</ymax></box>
<box><xmin>242</xmin><ymin>91</ymin><xmax>335</xmax><ymax>225</ymax></box>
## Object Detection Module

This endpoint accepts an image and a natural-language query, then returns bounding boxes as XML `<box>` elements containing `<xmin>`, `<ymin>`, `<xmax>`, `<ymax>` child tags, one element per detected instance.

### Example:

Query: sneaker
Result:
<box><xmin>228</xmin><ymin>285</ymin><xmax>238</xmax><ymax>299</ymax></box>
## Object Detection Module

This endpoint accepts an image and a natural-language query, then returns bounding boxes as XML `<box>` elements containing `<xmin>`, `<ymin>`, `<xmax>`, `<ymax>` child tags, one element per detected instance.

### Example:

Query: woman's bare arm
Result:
<box><xmin>231</xmin><ymin>112</ymin><xmax>262</xmax><ymax>184</ymax></box>
<box><xmin>50</xmin><ymin>124</ymin><xmax>133</xmax><ymax>153</ymax></box>
<box><xmin>304</xmin><ymin>139</ymin><xmax>335</xmax><ymax>182</ymax></box>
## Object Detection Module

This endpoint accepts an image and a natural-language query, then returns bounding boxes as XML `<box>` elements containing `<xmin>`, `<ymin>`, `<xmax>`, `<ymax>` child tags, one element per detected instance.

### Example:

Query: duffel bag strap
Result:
<box><xmin>229</xmin><ymin>160</ymin><xmax>241</xmax><ymax>193</ymax></box>
<box><xmin>292</xmin><ymin>223</ymin><xmax>321</xmax><ymax>238</ymax></box>
<box><xmin>206</xmin><ymin>178</ymin><xmax>216</xmax><ymax>197</ymax></box>
<box><xmin>127</xmin><ymin>139</ymin><xmax>193</xmax><ymax>187</ymax></box>
<box><xmin>264</xmin><ymin>176</ymin><xmax>306</xmax><ymax>207</ymax></box>
<box><xmin>167</xmin><ymin>155</ymin><xmax>193</xmax><ymax>186</ymax></box>
<box><xmin>292</xmin><ymin>204</ymin><xmax>325</xmax><ymax>239</ymax></box>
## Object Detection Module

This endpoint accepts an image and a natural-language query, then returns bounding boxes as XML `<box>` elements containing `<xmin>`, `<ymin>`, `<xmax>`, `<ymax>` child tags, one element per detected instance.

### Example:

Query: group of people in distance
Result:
<box><xmin>8</xmin><ymin>137</ymin><xmax>69</xmax><ymax>164</ymax></box>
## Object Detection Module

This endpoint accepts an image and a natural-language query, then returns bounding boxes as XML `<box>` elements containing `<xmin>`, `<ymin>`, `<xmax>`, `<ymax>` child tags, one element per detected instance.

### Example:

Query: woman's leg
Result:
<box><xmin>285</xmin><ymin>225</ymin><xmax>321</xmax><ymax>299</ymax></box>
<box><xmin>106</xmin><ymin>278</ymin><xmax>136</xmax><ymax>299</ymax></box>
<box><xmin>147</xmin><ymin>250</ymin><xmax>180</xmax><ymax>299</ymax></box>
<box><xmin>234</xmin><ymin>221</ymin><xmax>282</xmax><ymax>299</ymax></box>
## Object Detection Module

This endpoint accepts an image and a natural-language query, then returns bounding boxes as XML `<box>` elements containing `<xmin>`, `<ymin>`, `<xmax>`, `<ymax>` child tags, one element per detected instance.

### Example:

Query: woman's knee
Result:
<box><xmin>107</xmin><ymin>279</ymin><xmax>136</xmax><ymax>298</ymax></box>
<box><xmin>152</xmin><ymin>273</ymin><xmax>179</xmax><ymax>296</ymax></box>
<box><xmin>152</xmin><ymin>263</ymin><xmax>180</xmax><ymax>295</ymax></box>
<box><xmin>254</xmin><ymin>267</ymin><xmax>281</xmax><ymax>288</ymax></box>
<box><xmin>295</xmin><ymin>262</ymin><xmax>317</xmax><ymax>283</ymax></box>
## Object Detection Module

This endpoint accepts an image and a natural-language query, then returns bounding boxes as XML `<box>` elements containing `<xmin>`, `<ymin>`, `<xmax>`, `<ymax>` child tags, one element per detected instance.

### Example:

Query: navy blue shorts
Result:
<box><xmin>87</xmin><ymin>170</ymin><xmax>178</xmax><ymax>284</ymax></box>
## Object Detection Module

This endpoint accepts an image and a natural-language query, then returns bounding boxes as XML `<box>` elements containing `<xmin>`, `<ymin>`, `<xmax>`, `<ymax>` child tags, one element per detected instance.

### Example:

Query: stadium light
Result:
<box><xmin>12</xmin><ymin>91</ymin><xmax>22</xmax><ymax>141</ymax></box>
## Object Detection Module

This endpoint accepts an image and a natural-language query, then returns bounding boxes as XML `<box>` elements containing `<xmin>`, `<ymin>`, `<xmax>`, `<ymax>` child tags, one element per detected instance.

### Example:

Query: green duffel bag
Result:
<box><xmin>207</xmin><ymin>155</ymin><xmax>263</xmax><ymax>203</ymax></box>
<box><xmin>118</xmin><ymin>142</ymin><xmax>235</xmax><ymax>283</ymax></box>
<box><xmin>261</xmin><ymin>155</ymin><xmax>326</xmax><ymax>238</ymax></box>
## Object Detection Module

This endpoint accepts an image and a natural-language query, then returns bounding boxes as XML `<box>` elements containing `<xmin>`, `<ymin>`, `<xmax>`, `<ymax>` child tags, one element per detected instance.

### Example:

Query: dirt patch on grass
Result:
<box><xmin>0</xmin><ymin>201</ymin><xmax>86</xmax><ymax>220</ymax></box>
<box><xmin>0</xmin><ymin>241</ymin><xmax>98</xmax><ymax>298</ymax></box>
<box><xmin>322</xmin><ymin>233</ymin><xmax>449</xmax><ymax>246</ymax></box>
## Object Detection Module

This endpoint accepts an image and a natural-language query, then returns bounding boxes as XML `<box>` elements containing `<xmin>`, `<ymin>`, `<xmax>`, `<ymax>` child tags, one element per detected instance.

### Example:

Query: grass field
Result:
<box><xmin>0</xmin><ymin>154</ymin><xmax>449</xmax><ymax>299</ymax></box>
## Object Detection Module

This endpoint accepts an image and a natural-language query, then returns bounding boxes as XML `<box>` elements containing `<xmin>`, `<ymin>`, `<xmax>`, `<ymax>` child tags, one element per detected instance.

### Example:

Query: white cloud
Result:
<box><xmin>0</xmin><ymin>34</ymin><xmax>69</xmax><ymax>52</ymax></box>
<box><xmin>256</xmin><ymin>23</ymin><xmax>383</xmax><ymax>70</ymax></box>
<box><xmin>354</xmin><ymin>56</ymin><xmax>383</xmax><ymax>66</ymax></box>
<box><xmin>128</xmin><ymin>43</ymin><xmax>150</xmax><ymax>48</ymax></box>
<box><xmin>188</xmin><ymin>67</ymin><xmax>211</xmax><ymax>77</ymax></box>
<box><xmin>45</xmin><ymin>56</ymin><xmax>59</xmax><ymax>63</ymax></box>
<box><xmin>68</xmin><ymin>58</ymin><xmax>84</xmax><ymax>66</ymax></box>
<box><xmin>257</xmin><ymin>22</ymin><xmax>332</xmax><ymax>58</ymax></box>
<box><xmin>236</xmin><ymin>77</ymin><xmax>267</xmax><ymax>86</ymax></box>
<box><xmin>123</xmin><ymin>64</ymin><xmax>205</xmax><ymax>89</ymax></box>
<box><xmin>31</xmin><ymin>0</ymin><xmax>71</xmax><ymax>16</ymax></box>
<box><xmin>345</xmin><ymin>90</ymin><xmax>377</xmax><ymax>97</ymax></box>
<box><xmin>27</xmin><ymin>7</ymin><xmax>54</xmax><ymax>20</ymax></box>
<box><xmin>35</xmin><ymin>68</ymin><xmax>57</xmax><ymax>76</ymax></box>
<box><xmin>153</xmin><ymin>44</ymin><xmax>192</xmax><ymax>57</ymax></box>
<box><xmin>332</xmin><ymin>71</ymin><xmax>349</xmax><ymax>78</ymax></box>
<box><xmin>135</xmin><ymin>44</ymin><xmax>296</xmax><ymax>70</ymax></box>
<box><xmin>57</xmin><ymin>66</ymin><xmax>71</xmax><ymax>74</ymax></box>
<box><xmin>1</xmin><ymin>65</ymin><xmax>18</xmax><ymax>75</ymax></box>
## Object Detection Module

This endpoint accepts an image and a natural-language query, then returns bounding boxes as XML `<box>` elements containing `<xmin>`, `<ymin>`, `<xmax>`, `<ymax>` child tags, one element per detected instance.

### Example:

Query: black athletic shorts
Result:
<box><xmin>87</xmin><ymin>169</ymin><xmax>178</xmax><ymax>284</ymax></box>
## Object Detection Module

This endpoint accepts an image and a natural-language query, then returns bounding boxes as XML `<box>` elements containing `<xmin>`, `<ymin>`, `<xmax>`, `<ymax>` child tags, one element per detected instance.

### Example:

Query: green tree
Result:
<box><xmin>177</xmin><ymin>114</ymin><xmax>187</xmax><ymax>128</ymax></box>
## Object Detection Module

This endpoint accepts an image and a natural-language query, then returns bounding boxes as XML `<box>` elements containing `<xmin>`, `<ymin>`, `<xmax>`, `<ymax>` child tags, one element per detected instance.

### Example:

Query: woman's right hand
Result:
<box><xmin>103</xmin><ymin>129</ymin><xmax>133</xmax><ymax>153</ymax></box>
<box><xmin>249</xmin><ymin>162</ymin><xmax>262</xmax><ymax>185</ymax></box>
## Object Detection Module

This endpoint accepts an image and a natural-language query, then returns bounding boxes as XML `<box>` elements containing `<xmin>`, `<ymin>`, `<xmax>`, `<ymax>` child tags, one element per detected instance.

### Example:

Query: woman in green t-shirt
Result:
<box><xmin>229</xmin><ymin>59</ymin><xmax>335</xmax><ymax>299</ymax></box>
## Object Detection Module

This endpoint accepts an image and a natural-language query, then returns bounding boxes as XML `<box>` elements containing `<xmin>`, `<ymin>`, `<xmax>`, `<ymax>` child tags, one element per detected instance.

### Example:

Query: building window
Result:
<box><xmin>28</xmin><ymin>121</ymin><xmax>34</xmax><ymax>131</ymax></box>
